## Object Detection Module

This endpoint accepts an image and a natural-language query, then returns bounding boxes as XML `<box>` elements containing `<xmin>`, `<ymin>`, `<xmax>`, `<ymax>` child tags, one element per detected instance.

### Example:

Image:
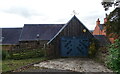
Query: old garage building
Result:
<box><xmin>46</xmin><ymin>15</ymin><xmax>94</xmax><ymax>57</ymax></box>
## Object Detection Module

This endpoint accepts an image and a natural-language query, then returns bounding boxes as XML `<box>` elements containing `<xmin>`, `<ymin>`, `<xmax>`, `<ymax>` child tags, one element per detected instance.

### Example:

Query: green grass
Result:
<box><xmin>2</xmin><ymin>57</ymin><xmax>46</xmax><ymax>72</ymax></box>
<box><xmin>0</xmin><ymin>60</ymin><xmax>2</xmax><ymax>73</ymax></box>
<box><xmin>21</xmin><ymin>65</ymin><xmax>48</xmax><ymax>72</ymax></box>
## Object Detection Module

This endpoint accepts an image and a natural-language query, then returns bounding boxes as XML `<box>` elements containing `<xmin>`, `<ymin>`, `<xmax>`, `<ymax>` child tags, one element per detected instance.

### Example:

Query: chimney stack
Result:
<box><xmin>96</xmin><ymin>18</ymin><xmax>100</xmax><ymax>25</ymax></box>
<box><xmin>104</xmin><ymin>18</ymin><xmax>107</xmax><ymax>24</ymax></box>
<box><xmin>104</xmin><ymin>13</ymin><xmax>108</xmax><ymax>24</ymax></box>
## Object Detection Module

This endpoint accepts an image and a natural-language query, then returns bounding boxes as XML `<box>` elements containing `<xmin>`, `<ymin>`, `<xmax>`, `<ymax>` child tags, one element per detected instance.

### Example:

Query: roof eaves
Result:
<box><xmin>46</xmin><ymin>24</ymin><xmax>67</xmax><ymax>44</ymax></box>
<box><xmin>19</xmin><ymin>39</ymin><xmax>50</xmax><ymax>41</ymax></box>
<box><xmin>19</xmin><ymin>24</ymin><xmax>26</xmax><ymax>41</ymax></box>
<box><xmin>74</xmin><ymin>16</ymin><xmax>94</xmax><ymax>37</ymax></box>
<box><xmin>47</xmin><ymin>16</ymin><xmax>75</xmax><ymax>44</ymax></box>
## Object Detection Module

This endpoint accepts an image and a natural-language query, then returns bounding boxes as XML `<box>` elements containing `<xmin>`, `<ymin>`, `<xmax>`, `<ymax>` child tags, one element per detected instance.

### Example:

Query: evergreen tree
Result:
<box><xmin>106</xmin><ymin>8</ymin><xmax>120</xmax><ymax>37</ymax></box>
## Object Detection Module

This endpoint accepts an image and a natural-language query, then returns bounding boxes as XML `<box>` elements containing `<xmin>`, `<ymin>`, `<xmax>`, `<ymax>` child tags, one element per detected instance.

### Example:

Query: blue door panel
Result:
<box><xmin>60</xmin><ymin>37</ymin><xmax>89</xmax><ymax>57</ymax></box>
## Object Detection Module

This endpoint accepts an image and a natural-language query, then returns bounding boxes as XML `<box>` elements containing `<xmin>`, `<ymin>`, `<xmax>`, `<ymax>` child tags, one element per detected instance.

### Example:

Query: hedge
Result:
<box><xmin>8</xmin><ymin>49</ymin><xmax>45</xmax><ymax>60</ymax></box>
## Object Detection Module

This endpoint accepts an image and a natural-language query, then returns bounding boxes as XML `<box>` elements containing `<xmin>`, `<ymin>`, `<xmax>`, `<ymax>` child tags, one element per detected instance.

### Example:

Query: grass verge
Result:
<box><xmin>2</xmin><ymin>57</ymin><xmax>46</xmax><ymax>72</ymax></box>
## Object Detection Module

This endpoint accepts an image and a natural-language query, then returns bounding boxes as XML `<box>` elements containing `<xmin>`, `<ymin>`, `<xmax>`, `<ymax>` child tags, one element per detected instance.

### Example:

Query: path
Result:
<box><xmin>34</xmin><ymin>58</ymin><xmax>112</xmax><ymax>72</ymax></box>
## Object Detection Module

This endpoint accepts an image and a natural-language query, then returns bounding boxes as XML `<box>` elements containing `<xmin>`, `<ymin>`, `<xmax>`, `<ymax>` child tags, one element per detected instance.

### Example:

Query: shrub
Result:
<box><xmin>2</xmin><ymin>50</ymin><xmax>7</xmax><ymax>60</ymax></box>
<box><xmin>89</xmin><ymin>39</ymin><xmax>99</xmax><ymax>57</ymax></box>
<box><xmin>106</xmin><ymin>38</ymin><xmax>120</xmax><ymax>72</ymax></box>
<box><xmin>0</xmin><ymin>45</ymin><xmax>1</xmax><ymax>56</ymax></box>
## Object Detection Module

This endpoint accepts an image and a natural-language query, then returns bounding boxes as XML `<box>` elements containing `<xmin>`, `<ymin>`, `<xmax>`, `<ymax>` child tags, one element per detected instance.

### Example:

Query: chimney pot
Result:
<box><xmin>104</xmin><ymin>13</ymin><xmax>108</xmax><ymax>23</ymax></box>
<box><xmin>96</xmin><ymin>18</ymin><xmax>100</xmax><ymax>25</ymax></box>
<box><xmin>104</xmin><ymin>18</ymin><xmax>107</xmax><ymax>24</ymax></box>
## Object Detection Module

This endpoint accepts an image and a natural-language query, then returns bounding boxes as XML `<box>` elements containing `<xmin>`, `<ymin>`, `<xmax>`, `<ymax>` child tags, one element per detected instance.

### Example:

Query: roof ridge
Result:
<box><xmin>24</xmin><ymin>24</ymin><xmax>65</xmax><ymax>25</ymax></box>
<box><xmin>1</xmin><ymin>27</ymin><xmax>23</xmax><ymax>29</ymax></box>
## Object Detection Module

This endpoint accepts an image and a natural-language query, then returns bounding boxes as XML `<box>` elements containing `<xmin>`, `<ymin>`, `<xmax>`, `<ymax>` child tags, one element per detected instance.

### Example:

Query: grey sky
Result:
<box><xmin>0</xmin><ymin>0</ymin><xmax>114</xmax><ymax>30</ymax></box>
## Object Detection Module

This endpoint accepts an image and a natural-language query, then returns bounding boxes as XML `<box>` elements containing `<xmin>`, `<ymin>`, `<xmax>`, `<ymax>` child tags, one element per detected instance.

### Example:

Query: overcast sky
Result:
<box><xmin>0</xmin><ymin>0</ymin><xmax>114</xmax><ymax>30</ymax></box>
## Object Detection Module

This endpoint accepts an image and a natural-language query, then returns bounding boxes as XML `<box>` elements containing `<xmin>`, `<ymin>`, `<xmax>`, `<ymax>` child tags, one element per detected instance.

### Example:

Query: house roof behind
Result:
<box><xmin>90</xmin><ymin>30</ymin><xmax>94</xmax><ymax>33</ymax></box>
<box><xmin>94</xmin><ymin>35</ymin><xmax>110</xmax><ymax>46</ymax></box>
<box><xmin>0</xmin><ymin>28</ymin><xmax>22</xmax><ymax>45</ymax></box>
<box><xmin>19</xmin><ymin>24</ymin><xmax>64</xmax><ymax>41</ymax></box>
<box><xmin>98</xmin><ymin>24</ymin><xmax>104</xmax><ymax>31</ymax></box>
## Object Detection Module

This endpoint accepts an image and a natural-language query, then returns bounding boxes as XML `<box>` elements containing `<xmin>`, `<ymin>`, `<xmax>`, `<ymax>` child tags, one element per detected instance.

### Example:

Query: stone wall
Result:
<box><xmin>19</xmin><ymin>40</ymin><xmax>48</xmax><ymax>50</ymax></box>
<box><xmin>2</xmin><ymin>45</ymin><xmax>19</xmax><ymax>50</ymax></box>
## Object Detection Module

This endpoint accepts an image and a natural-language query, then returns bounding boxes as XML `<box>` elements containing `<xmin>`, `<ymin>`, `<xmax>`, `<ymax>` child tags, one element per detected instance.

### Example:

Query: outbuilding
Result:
<box><xmin>46</xmin><ymin>15</ymin><xmax>94</xmax><ymax>57</ymax></box>
<box><xmin>1</xmin><ymin>28</ymin><xmax>22</xmax><ymax>50</ymax></box>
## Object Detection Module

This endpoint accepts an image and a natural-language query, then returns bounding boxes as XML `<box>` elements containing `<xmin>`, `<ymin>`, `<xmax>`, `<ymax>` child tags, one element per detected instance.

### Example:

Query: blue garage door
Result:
<box><xmin>60</xmin><ymin>37</ymin><xmax>89</xmax><ymax>57</ymax></box>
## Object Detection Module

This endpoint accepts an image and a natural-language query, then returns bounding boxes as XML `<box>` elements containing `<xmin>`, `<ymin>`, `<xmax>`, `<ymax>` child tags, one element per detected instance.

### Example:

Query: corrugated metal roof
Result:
<box><xmin>0</xmin><ymin>28</ymin><xmax>22</xmax><ymax>45</ymax></box>
<box><xmin>19</xmin><ymin>24</ymin><xmax>64</xmax><ymax>41</ymax></box>
<box><xmin>94</xmin><ymin>35</ymin><xmax>110</xmax><ymax>46</ymax></box>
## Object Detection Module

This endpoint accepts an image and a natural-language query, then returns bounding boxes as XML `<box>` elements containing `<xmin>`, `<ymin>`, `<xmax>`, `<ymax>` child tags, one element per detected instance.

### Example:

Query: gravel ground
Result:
<box><xmin>23</xmin><ymin>68</ymin><xmax>73</xmax><ymax>72</ymax></box>
<box><xmin>34</xmin><ymin>58</ymin><xmax>113</xmax><ymax>72</ymax></box>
